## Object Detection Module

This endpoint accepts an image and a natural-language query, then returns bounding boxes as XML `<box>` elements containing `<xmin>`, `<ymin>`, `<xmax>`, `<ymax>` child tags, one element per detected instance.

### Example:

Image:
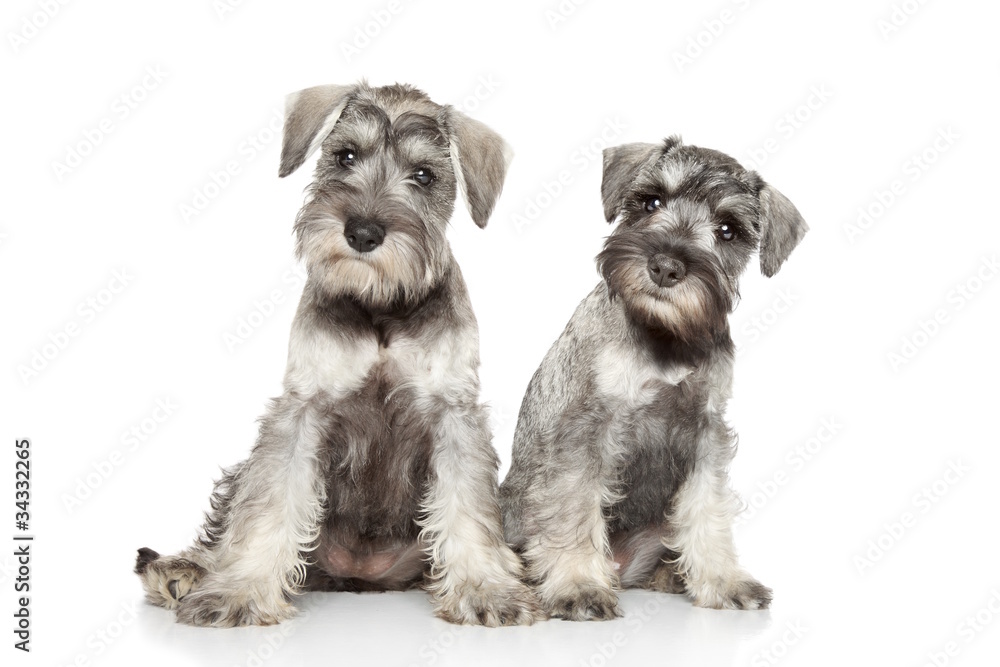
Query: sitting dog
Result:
<box><xmin>500</xmin><ymin>137</ymin><xmax>807</xmax><ymax>620</ymax></box>
<box><xmin>135</xmin><ymin>82</ymin><xmax>537</xmax><ymax>627</ymax></box>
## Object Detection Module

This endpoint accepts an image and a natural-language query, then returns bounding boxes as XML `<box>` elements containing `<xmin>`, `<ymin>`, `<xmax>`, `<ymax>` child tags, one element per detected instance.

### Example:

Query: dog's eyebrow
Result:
<box><xmin>715</xmin><ymin>193</ymin><xmax>757</xmax><ymax>216</ymax></box>
<box><xmin>628</xmin><ymin>171</ymin><xmax>669</xmax><ymax>199</ymax></box>
<box><xmin>670</xmin><ymin>168</ymin><xmax>752</xmax><ymax>207</ymax></box>
<box><xmin>328</xmin><ymin>103</ymin><xmax>389</xmax><ymax>152</ymax></box>
<box><xmin>392</xmin><ymin>112</ymin><xmax>446</xmax><ymax>145</ymax></box>
<box><xmin>347</xmin><ymin>102</ymin><xmax>391</xmax><ymax>129</ymax></box>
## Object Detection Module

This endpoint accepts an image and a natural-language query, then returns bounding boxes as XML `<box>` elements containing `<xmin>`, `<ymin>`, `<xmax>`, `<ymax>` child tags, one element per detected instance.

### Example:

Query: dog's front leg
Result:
<box><xmin>176</xmin><ymin>393</ymin><xmax>328</xmax><ymax>627</ymax></box>
<box><xmin>663</xmin><ymin>426</ymin><xmax>772</xmax><ymax>610</ymax></box>
<box><xmin>515</xmin><ymin>418</ymin><xmax>623</xmax><ymax>622</ymax></box>
<box><xmin>421</xmin><ymin>402</ymin><xmax>540</xmax><ymax>626</ymax></box>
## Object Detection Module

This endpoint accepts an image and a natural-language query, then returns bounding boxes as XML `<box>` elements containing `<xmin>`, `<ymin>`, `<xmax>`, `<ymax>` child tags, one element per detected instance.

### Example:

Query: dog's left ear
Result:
<box><xmin>446</xmin><ymin>109</ymin><xmax>512</xmax><ymax>228</ymax></box>
<box><xmin>601</xmin><ymin>140</ymin><xmax>674</xmax><ymax>223</ymax></box>
<box><xmin>279</xmin><ymin>84</ymin><xmax>357</xmax><ymax>178</ymax></box>
<box><xmin>756</xmin><ymin>180</ymin><xmax>808</xmax><ymax>277</ymax></box>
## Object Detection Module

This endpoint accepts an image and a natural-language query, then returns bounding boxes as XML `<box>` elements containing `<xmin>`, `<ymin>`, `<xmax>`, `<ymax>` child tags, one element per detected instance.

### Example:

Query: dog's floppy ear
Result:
<box><xmin>756</xmin><ymin>179</ymin><xmax>808</xmax><ymax>277</ymax></box>
<box><xmin>601</xmin><ymin>140</ymin><xmax>674</xmax><ymax>223</ymax></box>
<box><xmin>279</xmin><ymin>84</ymin><xmax>357</xmax><ymax>178</ymax></box>
<box><xmin>446</xmin><ymin>109</ymin><xmax>512</xmax><ymax>228</ymax></box>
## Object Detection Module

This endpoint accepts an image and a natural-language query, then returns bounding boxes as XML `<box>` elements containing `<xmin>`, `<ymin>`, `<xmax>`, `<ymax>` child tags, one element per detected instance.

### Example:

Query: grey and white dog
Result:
<box><xmin>500</xmin><ymin>137</ymin><xmax>807</xmax><ymax>620</ymax></box>
<box><xmin>135</xmin><ymin>82</ymin><xmax>538</xmax><ymax>627</ymax></box>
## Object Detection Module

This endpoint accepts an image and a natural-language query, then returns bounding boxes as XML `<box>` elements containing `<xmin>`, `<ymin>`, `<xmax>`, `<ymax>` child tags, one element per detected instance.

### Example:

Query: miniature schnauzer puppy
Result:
<box><xmin>500</xmin><ymin>137</ymin><xmax>807</xmax><ymax>620</ymax></box>
<box><xmin>135</xmin><ymin>82</ymin><xmax>538</xmax><ymax>627</ymax></box>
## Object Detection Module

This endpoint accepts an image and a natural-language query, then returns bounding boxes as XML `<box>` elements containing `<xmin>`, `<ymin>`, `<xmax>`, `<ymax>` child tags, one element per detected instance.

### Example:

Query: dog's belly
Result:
<box><xmin>608</xmin><ymin>445</ymin><xmax>689</xmax><ymax>532</ymax></box>
<box><xmin>312</xmin><ymin>534</ymin><xmax>426</xmax><ymax>590</ymax></box>
<box><xmin>600</xmin><ymin>391</ymin><xmax>715</xmax><ymax>586</ymax></box>
<box><xmin>315</xmin><ymin>374</ymin><xmax>435</xmax><ymax>586</ymax></box>
<box><xmin>604</xmin><ymin>396</ymin><xmax>701</xmax><ymax>534</ymax></box>
<box><xmin>608</xmin><ymin>527</ymin><xmax>671</xmax><ymax>587</ymax></box>
<box><xmin>602</xmin><ymin>450</ymin><xmax>685</xmax><ymax>587</ymax></box>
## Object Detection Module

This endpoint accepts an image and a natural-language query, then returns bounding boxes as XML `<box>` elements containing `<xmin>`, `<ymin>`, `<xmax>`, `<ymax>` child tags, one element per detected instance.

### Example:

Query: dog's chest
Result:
<box><xmin>592</xmin><ymin>344</ymin><xmax>694</xmax><ymax>411</ymax></box>
<box><xmin>287</xmin><ymin>321</ymin><xmax>478</xmax><ymax>401</ymax></box>
<box><xmin>313</xmin><ymin>330</ymin><xmax>479</xmax><ymax>541</ymax></box>
<box><xmin>321</xmin><ymin>367</ymin><xmax>433</xmax><ymax>542</ymax></box>
<box><xmin>592</xmin><ymin>345</ymin><xmax>722</xmax><ymax>531</ymax></box>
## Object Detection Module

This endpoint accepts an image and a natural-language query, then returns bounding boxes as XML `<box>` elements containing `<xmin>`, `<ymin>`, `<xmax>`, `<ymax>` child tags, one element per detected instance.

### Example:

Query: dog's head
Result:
<box><xmin>597</xmin><ymin>137</ymin><xmax>807</xmax><ymax>345</ymax></box>
<box><xmin>280</xmin><ymin>82</ymin><xmax>511</xmax><ymax>307</ymax></box>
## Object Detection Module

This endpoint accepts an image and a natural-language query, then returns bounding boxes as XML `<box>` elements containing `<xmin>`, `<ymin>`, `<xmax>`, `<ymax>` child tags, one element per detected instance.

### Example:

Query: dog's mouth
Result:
<box><xmin>342</xmin><ymin>245</ymin><xmax>382</xmax><ymax>262</ymax></box>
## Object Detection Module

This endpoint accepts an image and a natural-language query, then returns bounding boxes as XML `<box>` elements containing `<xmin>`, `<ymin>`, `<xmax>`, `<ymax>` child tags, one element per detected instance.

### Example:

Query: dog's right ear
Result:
<box><xmin>279</xmin><ymin>84</ymin><xmax>357</xmax><ymax>178</ymax></box>
<box><xmin>601</xmin><ymin>140</ymin><xmax>674</xmax><ymax>222</ymax></box>
<box><xmin>446</xmin><ymin>109</ymin><xmax>513</xmax><ymax>229</ymax></box>
<box><xmin>757</xmin><ymin>181</ymin><xmax>808</xmax><ymax>277</ymax></box>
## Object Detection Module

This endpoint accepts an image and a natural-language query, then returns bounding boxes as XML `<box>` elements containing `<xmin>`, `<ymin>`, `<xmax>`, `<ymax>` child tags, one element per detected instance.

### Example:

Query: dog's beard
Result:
<box><xmin>597</xmin><ymin>240</ymin><xmax>734</xmax><ymax>348</ymax></box>
<box><xmin>295</xmin><ymin>213</ymin><xmax>445</xmax><ymax>309</ymax></box>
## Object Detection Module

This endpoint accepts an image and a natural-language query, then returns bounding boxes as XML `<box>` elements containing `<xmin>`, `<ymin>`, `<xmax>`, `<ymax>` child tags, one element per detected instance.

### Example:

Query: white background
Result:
<box><xmin>3</xmin><ymin>0</ymin><xmax>999</xmax><ymax>665</ymax></box>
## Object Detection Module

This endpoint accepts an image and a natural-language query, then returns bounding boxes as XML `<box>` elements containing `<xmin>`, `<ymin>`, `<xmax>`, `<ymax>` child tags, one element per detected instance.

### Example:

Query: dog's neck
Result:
<box><xmin>311</xmin><ymin>267</ymin><xmax>455</xmax><ymax>347</ymax></box>
<box><xmin>633</xmin><ymin>317</ymin><xmax>734</xmax><ymax>368</ymax></box>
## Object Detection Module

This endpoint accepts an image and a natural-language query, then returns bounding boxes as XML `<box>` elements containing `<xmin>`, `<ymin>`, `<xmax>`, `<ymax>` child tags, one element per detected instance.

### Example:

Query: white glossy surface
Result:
<box><xmin>4</xmin><ymin>0</ymin><xmax>999</xmax><ymax>665</ymax></box>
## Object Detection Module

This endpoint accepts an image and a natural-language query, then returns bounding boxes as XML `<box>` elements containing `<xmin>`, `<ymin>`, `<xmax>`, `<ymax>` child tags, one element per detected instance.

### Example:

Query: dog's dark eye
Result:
<box><xmin>718</xmin><ymin>223</ymin><xmax>736</xmax><ymax>241</ymax></box>
<box><xmin>336</xmin><ymin>149</ymin><xmax>357</xmax><ymax>168</ymax></box>
<box><xmin>414</xmin><ymin>168</ymin><xmax>435</xmax><ymax>186</ymax></box>
<box><xmin>644</xmin><ymin>196</ymin><xmax>662</xmax><ymax>213</ymax></box>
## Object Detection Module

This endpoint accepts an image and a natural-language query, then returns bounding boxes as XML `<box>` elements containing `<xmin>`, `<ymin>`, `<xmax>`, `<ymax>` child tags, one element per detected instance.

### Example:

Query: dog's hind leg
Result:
<box><xmin>135</xmin><ymin>392</ymin><xmax>331</xmax><ymax>627</ymax></box>
<box><xmin>133</xmin><ymin>460</ymin><xmax>244</xmax><ymax>611</ymax></box>
<box><xmin>646</xmin><ymin>555</ymin><xmax>687</xmax><ymax>594</ymax></box>
<box><xmin>134</xmin><ymin>547</ymin><xmax>208</xmax><ymax>610</ymax></box>
<box><xmin>170</xmin><ymin>395</ymin><xmax>330</xmax><ymax>627</ymax></box>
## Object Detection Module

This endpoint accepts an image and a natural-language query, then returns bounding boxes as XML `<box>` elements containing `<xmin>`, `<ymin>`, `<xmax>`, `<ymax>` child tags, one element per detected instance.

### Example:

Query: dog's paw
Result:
<box><xmin>546</xmin><ymin>585</ymin><xmax>622</xmax><ymax>621</ymax></box>
<box><xmin>135</xmin><ymin>549</ymin><xmax>207</xmax><ymax>610</ymax></box>
<box><xmin>435</xmin><ymin>580</ymin><xmax>541</xmax><ymax>627</ymax></box>
<box><xmin>175</xmin><ymin>586</ymin><xmax>295</xmax><ymax>628</ymax></box>
<box><xmin>647</xmin><ymin>560</ymin><xmax>686</xmax><ymax>594</ymax></box>
<box><xmin>692</xmin><ymin>578</ymin><xmax>772</xmax><ymax>610</ymax></box>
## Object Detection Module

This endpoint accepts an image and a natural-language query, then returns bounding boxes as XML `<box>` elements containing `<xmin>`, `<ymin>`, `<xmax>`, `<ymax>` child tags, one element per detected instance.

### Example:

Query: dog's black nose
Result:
<box><xmin>344</xmin><ymin>219</ymin><xmax>386</xmax><ymax>253</ymax></box>
<box><xmin>647</xmin><ymin>254</ymin><xmax>686</xmax><ymax>288</ymax></box>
